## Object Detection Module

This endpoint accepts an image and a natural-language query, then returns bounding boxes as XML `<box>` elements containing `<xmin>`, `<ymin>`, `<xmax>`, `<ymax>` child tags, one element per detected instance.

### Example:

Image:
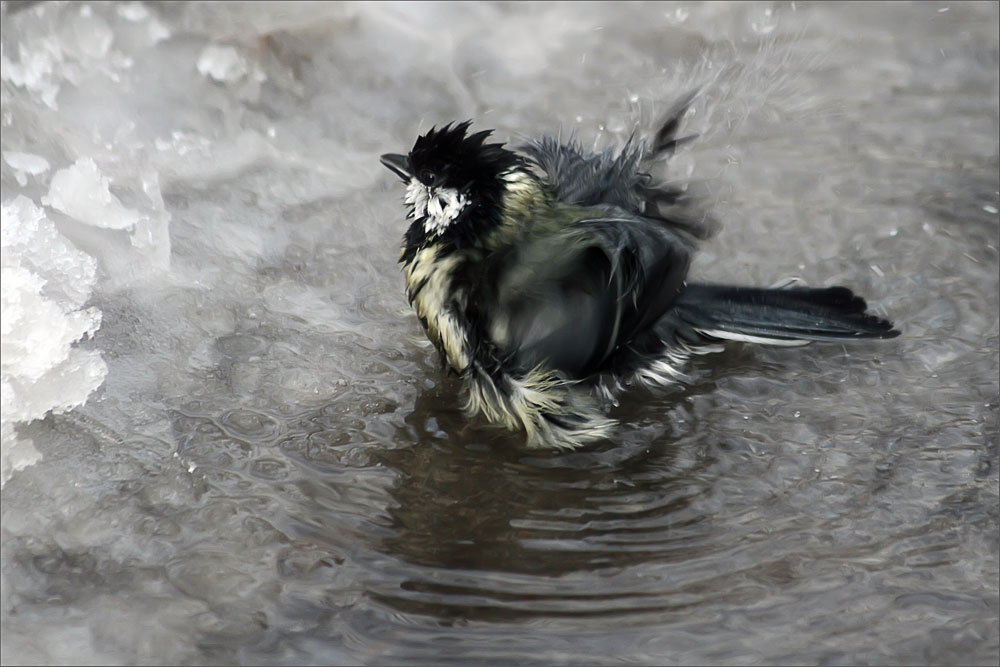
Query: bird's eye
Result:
<box><xmin>419</xmin><ymin>169</ymin><xmax>437</xmax><ymax>186</ymax></box>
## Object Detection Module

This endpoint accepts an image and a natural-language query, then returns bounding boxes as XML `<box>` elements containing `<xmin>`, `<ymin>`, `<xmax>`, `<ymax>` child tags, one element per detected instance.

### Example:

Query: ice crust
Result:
<box><xmin>0</xmin><ymin>197</ymin><xmax>106</xmax><ymax>486</ymax></box>
<box><xmin>0</xmin><ymin>2</ymin><xmax>177</xmax><ymax>486</ymax></box>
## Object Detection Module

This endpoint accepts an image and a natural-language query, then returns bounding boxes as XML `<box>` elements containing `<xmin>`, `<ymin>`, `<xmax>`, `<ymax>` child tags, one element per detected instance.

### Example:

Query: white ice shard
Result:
<box><xmin>43</xmin><ymin>157</ymin><xmax>144</xmax><ymax>231</ymax></box>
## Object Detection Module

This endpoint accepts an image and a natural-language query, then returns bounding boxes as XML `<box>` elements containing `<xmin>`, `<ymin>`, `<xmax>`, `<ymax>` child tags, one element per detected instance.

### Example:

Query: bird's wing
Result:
<box><xmin>479</xmin><ymin>216</ymin><xmax>692</xmax><ymax>379</ymax></box>
<box><xmin>518</xmin><ymin>90</ymin><xmax>713</xmax><ymax>241</ymax></box>
<box><xmin>521</xmin><ymin>135</ymin><xmax>646</xmax><ymax>209</ymax></box>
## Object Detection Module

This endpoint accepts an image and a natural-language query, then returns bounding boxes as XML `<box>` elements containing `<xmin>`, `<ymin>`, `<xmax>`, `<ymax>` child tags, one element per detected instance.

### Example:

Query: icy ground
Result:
<box><xmin>1</xmin><ymin>2</ymin><xmax>998</xmax><ymax>665</ymax></box>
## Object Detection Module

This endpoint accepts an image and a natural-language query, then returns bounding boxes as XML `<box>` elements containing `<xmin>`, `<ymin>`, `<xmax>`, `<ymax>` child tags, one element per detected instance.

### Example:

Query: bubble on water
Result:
<box><xmin>218</xmin><ymin>409</ymin><xmax>281</xmax><ymax>441</ymax></box>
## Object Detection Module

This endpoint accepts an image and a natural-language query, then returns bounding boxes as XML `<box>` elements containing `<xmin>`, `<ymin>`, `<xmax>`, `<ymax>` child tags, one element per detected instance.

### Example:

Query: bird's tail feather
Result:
<box><xmin>673</xmin><ymin>283</ymin><xmax>900</xmax><ymax>345</ymax></box>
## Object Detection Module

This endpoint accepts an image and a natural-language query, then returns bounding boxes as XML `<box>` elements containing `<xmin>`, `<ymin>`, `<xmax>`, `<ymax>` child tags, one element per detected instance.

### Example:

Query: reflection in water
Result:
<box><xmin>386</xmin><ymin>393</ymin><xmax>698</xmax><ymax>565</ymax></box>
<box><xmin>302</xmin><ymin>378</ymin><xmax>723</xmax><ymax>622</ymax></box>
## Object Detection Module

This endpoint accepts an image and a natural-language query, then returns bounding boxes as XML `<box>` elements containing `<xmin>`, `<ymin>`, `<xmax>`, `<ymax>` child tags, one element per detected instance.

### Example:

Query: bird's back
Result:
<box><xmin>473</xmin><ymin>208</ymin><xmax>695</xmax><ymax>381</ymax></box>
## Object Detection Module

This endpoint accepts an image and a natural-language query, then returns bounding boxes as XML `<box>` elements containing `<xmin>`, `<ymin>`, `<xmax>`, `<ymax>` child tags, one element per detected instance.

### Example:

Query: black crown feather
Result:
<box><xmin>402</xmin><ymin>122</ymin><xmax>526</xmax><ymax>254</ymax></box>
<box><xmin>408</xmin><ymin>121</ymin><xmax>523</xmax><ymax>188</ymax></box>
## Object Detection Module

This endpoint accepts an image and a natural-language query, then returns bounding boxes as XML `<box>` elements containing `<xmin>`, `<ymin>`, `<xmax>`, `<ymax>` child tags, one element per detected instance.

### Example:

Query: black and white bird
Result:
<box><xmin>380</xmin><ymin>96</ymin><xmax>899</xmax><ymax>449</ymax></box>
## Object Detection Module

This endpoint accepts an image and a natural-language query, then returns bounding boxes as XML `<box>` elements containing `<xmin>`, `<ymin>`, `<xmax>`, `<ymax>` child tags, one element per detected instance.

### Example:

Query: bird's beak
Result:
<box><xmin>380</xmin><ymin>153</ymin><xmax>412</xmax><ymax>181</ymax></box>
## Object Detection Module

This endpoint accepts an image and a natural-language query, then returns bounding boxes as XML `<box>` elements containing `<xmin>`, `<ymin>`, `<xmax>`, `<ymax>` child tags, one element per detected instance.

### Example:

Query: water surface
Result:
<box><xmin>1</xmin><ymin>2</ymin><xmax>997</xmax><ymax>665</ymax></box>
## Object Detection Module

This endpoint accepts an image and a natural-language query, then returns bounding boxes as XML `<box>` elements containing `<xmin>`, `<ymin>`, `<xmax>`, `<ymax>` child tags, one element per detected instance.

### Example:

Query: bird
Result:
<box><xmin>380</xmin><ymin>95</ymin><xmax>899</xmax><ymax>449</ymax></box>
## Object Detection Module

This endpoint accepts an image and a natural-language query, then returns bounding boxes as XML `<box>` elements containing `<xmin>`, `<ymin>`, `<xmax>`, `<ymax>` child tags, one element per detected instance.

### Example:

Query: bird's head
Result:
<box><xmin>381</xmin><ymin>121</ymin><xmax>526</xmax><ymax>250</ymax></box>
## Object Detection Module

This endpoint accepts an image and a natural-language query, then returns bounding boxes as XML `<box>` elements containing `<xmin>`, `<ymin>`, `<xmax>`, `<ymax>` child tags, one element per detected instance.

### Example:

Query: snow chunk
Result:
<box><xmin>2</xmin><ymin>151</ymin><xmax>51</xmax><ymax>186</ymax></box>
<box><xmin>1</xmin><ymin>197</ymin><xmax>107</xmax><ymax>487</ymax></box>
<box><xmin>2</xmin><ymin>151</ymin><xmax>52</xmax><ymax>175</ymax></box>
<box><xmin>117</xmin><ymin>1</ymin><xmax>171</xmax><ymax>43</ymax></box>
<box><xmin>0</xmin><ymin>37</ymin><xmax>65</xmax><ymax>109</ymax></box>
<box><xmin>117</xmin><ymin>2</ymin><xmax>151</xmax><ymax>22</ymax></box>
<box><xmin>197</xmin><ymin>45</ymin><xmax>248</xmax><ymax>83</ymax></box>
<box><xmin>43</xmin><ymin>158</ymin><xmax>144</xmax><ymax>230</ymax></box>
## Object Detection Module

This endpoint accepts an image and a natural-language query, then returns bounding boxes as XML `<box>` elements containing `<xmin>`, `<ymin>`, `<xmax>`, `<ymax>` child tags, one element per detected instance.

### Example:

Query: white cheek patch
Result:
<box><xmin>404</xmin><ymin>179</ymin><xmax>429</xmax><ymax>218</ymax></box>
<box><xmin>404</xmin><ymin>179</ymin><xmax>468</xmax><ymax>237</ymax></box>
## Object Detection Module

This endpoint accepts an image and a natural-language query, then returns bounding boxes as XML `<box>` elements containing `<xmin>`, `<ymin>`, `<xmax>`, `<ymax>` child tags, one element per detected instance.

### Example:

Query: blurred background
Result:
<box><xmin>1</xmin><ymin>1</ymin><xmax>997</xmax><ymax>664</ymax></box>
